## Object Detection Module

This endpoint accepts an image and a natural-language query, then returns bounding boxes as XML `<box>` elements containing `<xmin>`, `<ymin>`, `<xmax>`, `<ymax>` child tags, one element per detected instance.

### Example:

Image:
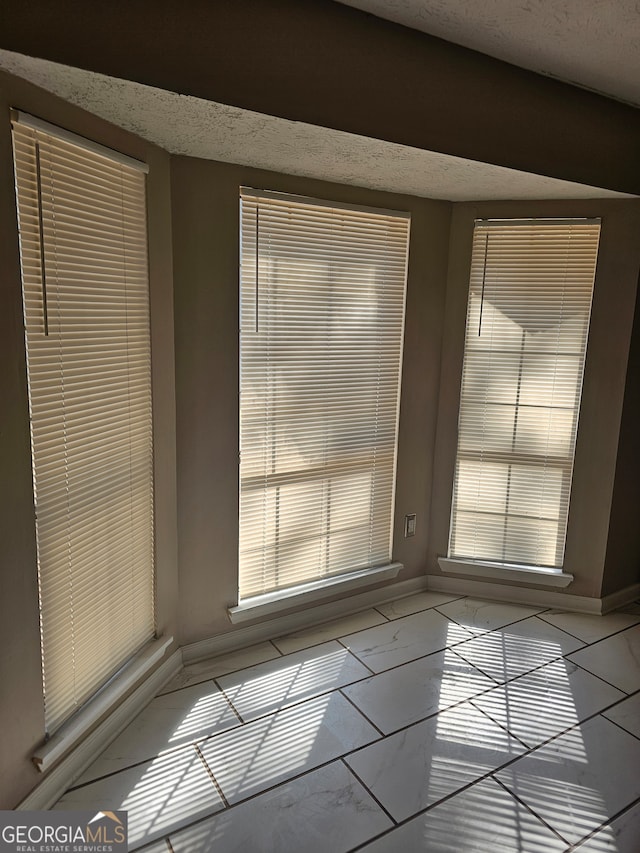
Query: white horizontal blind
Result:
<box><xmin>449</xmin><ymin>219</ymin><xmax>601</xmax><ymax>568</ymax></box>
<box><xmin>239</xmin><ymin>189</ymin><xmax>409</xmax><ymax>599</ymax></box>
<box><xmin>12</xmin><ymin>120</ymin><xmax>155</xmax><ymax>733</ymax></box>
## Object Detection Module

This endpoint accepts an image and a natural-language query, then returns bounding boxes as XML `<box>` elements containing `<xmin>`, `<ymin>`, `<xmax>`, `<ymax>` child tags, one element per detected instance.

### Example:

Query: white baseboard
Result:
<box><xmin>18</xmin><ymin>649</ymin><xmax>182</xmax><ymax>810</ymax></box>
<box><xmin>182</xmin><ymin>575</ymin><xmax>429</xmax><ymax>664</ymax></box>
<box><xmin>426</xmin><ymin>574</ymin><xmax>640</xmax><ymax>615</ymax></box>
<box><xmin>601</xmin><ymin>582</ymin><xmax>640</xmax><ymax>614</ymax></box>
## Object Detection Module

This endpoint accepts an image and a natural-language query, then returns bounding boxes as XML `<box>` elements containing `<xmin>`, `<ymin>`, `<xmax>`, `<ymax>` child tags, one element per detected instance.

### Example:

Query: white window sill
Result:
<box><xmin>32</xmin><ymin>635</ymin><xmax>173</xmax><ymax>773</ymax></box>
<box><xmin>228</xmin><ymin>562</ymin><xmax>403</xmax><ymax>624</ymax></box>
<box><xmin>438</xmin><ymin>557</ymin><xmax>573</xmax><ymax>588</ymax></box>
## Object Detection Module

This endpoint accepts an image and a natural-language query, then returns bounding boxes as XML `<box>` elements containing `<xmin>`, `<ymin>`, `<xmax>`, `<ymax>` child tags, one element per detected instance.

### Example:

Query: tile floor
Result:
<box><xmin>53</xmin><ymin>592</ymin><xmax>640</xmax><ymax>852</ymax></box>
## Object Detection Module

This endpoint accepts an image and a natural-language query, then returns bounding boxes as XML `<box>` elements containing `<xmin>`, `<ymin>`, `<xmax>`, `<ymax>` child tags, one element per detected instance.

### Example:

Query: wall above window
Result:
<box><xmin>0</xmin><ymin>49</ymin><xmax>636</xmax><ymax>203</ymax></box>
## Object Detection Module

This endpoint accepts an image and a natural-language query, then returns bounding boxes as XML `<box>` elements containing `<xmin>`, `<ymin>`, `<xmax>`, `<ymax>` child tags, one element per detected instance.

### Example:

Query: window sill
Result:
<box><xmin>32</xmin><ymin>635</ymin><xmax>173</xmax><ymax>773</ymax></box>
<box><xmin>228</xmin><ymin>562</ymin><xmax>403</xmax><ymax>624</ymax></box>
<box><xmin>438</xmin><ymin>557</ymin><xmax>573</xmax><ymax>588</ymax></box>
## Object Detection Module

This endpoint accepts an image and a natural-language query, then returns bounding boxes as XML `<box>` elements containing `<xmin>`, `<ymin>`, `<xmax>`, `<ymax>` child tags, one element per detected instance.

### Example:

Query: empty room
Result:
<box><xmin>1</xmin><ymin>2</ymin><xmax>639</xmax><ymax>851</ymax></box>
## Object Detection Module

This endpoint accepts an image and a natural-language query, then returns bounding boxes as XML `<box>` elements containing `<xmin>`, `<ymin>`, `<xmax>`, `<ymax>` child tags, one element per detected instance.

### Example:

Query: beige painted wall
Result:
<box><xmin>603</xmin><ymin>278</ymin><xmax>640</xmax><ymax>595</ymax></box>
<box><xmin>170</xmin><ymin>156</ymin><xmax>452</xmax><ymax>645</ymax></box>
<box><xmin>0</xmin><ymin>72</ymin><xmax>178</xmax><ymax>808</ymax></box>
<box><xmin>429</xmin><ymin>200</ymin><xmax>640</xmax><ymax>598</ymax></box>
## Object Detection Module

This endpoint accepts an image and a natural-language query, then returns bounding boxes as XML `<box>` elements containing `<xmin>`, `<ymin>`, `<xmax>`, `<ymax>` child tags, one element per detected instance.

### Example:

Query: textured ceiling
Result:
<box><xmin>337</xmin><ymin>0</ymin><xmax>640</xmax><ymax>107</ymax></box>
<box><xmin>0</xmin><ymin>50</ymin><xmax>631</xmax><ymax>202</ymax></box>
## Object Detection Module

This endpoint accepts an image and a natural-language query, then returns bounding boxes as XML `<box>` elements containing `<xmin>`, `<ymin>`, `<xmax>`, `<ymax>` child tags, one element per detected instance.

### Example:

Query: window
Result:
<box><xmin>12</xmin><ymin>114</ymin><xmax>155</xmax><ymax>733</ymax></box>
<box><xmin>239</xmin><ymin>189</ymin><xmax>409</xmax><ymax>601</ymax></box>
<box><xmin>449</xmin><ymin>218</ymin><xmax>601</xmax><ymax>569</ymax></box>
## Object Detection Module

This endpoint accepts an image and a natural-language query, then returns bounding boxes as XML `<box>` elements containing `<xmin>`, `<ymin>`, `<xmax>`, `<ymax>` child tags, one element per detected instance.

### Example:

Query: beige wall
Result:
<box><xmin>170</xmin><ymin>156</ymin><xmax>452</xmax><ymax>644</ymax></box>
<box><xmin>603</xmin><ymin>279</ymin><xmax>640</xmax><ymax>595</ymax></box>
<box><xmin>429</xmin><ymin>200</ymin><xmax>640</xmax><ymax>598</ymax></box>
<box><xmin>0</xmin><ymin>72</ymin><xmax>178</xmax><ymax>808</ymax></box>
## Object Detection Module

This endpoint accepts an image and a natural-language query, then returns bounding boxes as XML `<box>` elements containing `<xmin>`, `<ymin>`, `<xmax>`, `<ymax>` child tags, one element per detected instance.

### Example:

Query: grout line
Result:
<box><xmin>194</xmin><ymin>743</ymin><xmax>229</xmax><ymax>808</ymax></box>
<box><xmin>158</xmin><ymin>647</ymin><xmax>285</xmax><ymax>696</ymax></box>
<box><xmin>371</xmin><ymin>593</ymin><xmax>466</xmax><ymax>622</ymax></box>
<box><xmin>335</xmin><ymin>637</ymin><xmax>377</xmax><ymax>675</ymax></box>
<box><xmin>530</xmin><ymin>612</ymin><xmax>589</xmax><ymax>644</ymax></box>
<box><xmin>432</xmin><ymin>605</ymin><xmax>550</xmax><ymax>639</ymax></box>
<box><xmin>600</xmin><ymin>713</ymin><xmax>640</xmax><ymax>743</ymax></box>
<box><xmin>212</xmin><ymin>679</ymin><xmax>245</xmax><ymax>724</ymax></box>
<box><xmin>346</xmin><ymin>748</ymin><xmax>540</xmax><ymax>847</ymax></box>
<box><xmin>568</xmin><ymin>657</ymin><xmax>634</xmax><ymax>693</ymax></box>
<box><xmin>270</xmin><ymin>612</ymin><xmax>395</xmax><ymax>655</ymax></box>
<box><xmin>170</xmin><ymin>752</ymin><xmax>386</xmax><ymax>826</ymax></box>
<box><xmin>535</xmin><ymin>612</ymin><xmax>640</xmax><ymax>646</ymax></box>
<box><xmin>467</xmin><ymin>699</ymin><xmax>531</xmax><ymax>750</ymax></box>
<box><xmin>159</xmin><ymin>605</ymin><xmax>636</xmax><ymax>699</ymax></box>
<box><xmin>448</xmin><ymin>647</ymin><xmax>504</xmax><ymax>685</ymax></box>
<box><xmin>458</xmin><ymin>646</ymin><xmax>623</xmax><ymax>695</ymax></box>
<box><xmin>563</xmin><ymin>794</ymin><xmax>640</xmax><ymax>851</ymax></box>
<box><xmin>159</xmin><ymin>677</ymin><xmax>219</xmax><ymax>697</ymax></box>
<box><xmin>195</xmin><ymin>684</ymin><xmax>389</xmax><ymax>745</ymax></box>
<box><xmin>339</xmin><ymin>757</ymin><xmax>398</xmax><ymax>826</ymax></box>
<box><xmin>475</xmin><ymin>701</ymin><xmax>640</xmax><ymax>761</ymax></box>
<box><xmin>338</xmin><ymin>689</ymin><xmax>386</xmax><ymax>739</ymax></box>
<box><xmin>200</xmin><ymin>635</ymin><xmax>613</xmax><ymax>747</ymax></box>
<box><xmin>450</xmin><ymin>631</ymin><xmax>621</xmax><ymax>691</ymax></box>
<box><xmin>565</xmin><ymin>658</ymin><xmax>633</xmax><ymax>695</ymax></box>
<box><xmin>371</xmin><ymin>604</ymin><xmax>392</xmax><ymax>621</ymax></box>
<box><xmin>490</xmin><ymin>774</ymin><xmax>569</xmax><ymax>845</ymax></box>
<box><xmin>268</xmin><ymin>639</ymin><xmax>284</xmax><ymax>655</ymax></box>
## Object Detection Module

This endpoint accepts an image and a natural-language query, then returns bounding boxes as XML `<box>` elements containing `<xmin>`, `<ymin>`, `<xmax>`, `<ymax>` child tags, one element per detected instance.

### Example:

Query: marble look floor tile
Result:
<box><xmin>573</xmin><ymin>799</ymin><xmax>640</xmax><ymax>852</ymax></box>
<box><xmin>453</xmin><ymin>616</ymin><xmax>585</xmax><ymax>683</ymax></box>
<box><xmin>169</xmin><ymin>761</ymin><xmax>392</xmax><ymax>853</ymax></box>
<box><xmin>472</xmin><ymin>658</ymin><xmax>625</xmax><ymax>748</ymax></box>
<box><xmin>343</xmin><ymin>648</ymin><xmax>494</xmax><ymax>733</ymax></box>
<box><xmin>198</xmin><ymin>691</ymin><xmax>379</xmax><ymax>804</ymax></box>
<box><xmin>537</xmin><ymin>610</ymin><xmax>640</xmax><ymax>644</ymax></box>
<box><xmin>345</xmin><ymin>701</ymin><xmax>525</xmax><ymax>822</ymax></box>
<box><xmin>496</xmin><ymin>715</ymin><xmax>640</xmax><ymax>845</ymax></box>
<box><xmin>358</xmin><ymin>777</ymin><xmax>566</xmax><ymax>853</ymax></box>
<box><xmin>435</xmin><ymin>598</ymin><xmax>545</xmax><ymax>634</ymax></box>
<box><xmin>160</xmin><ymin>642</ymin><xmax>281</xmax><ymax>693</ymax></box>
<box><xmin>341</xmin><ymin>609</ymin><xmax>472</xmax><ymax>673</ymax></box>
<box><xmin>217</xmin><ymin>641</ymin><xmax>370</xmax><ymax>721</ymax></box>
<box><xmin>375</xmin><ymin>591</ymin><xmax>463</xmax><ymax>620</ymax></box>
<box><xmin>602</xmin><ymin>691</ymin><xmax>640</xmax><ymax>739</ymax></box>
<box><xmin>53</xmin><ymin>746</ymin><xmax>224</xmax><ymax>850</ymax></box>
<box><xmin>272</xmin><ymin>609</ymin><xmax>387</xmax><ymax>655</ymax></box>
<box><xmin>76</xmin><ymin>681</ymin><xmax>241</xmax><ymax>783</ymax></box>
<box><xmin>568</xmin><ymin>626</ymin><xmax>640</xmax><ymax>693</ymax></box>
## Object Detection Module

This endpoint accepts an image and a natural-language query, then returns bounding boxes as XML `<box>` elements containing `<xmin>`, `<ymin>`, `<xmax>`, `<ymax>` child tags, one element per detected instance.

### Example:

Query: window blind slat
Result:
<box><xmin>239</xmin><ymin>189</ymin><xmax>409</xmax><ymax>600</ymax></box>
<box><xmin>12</xmin><ymin>121</ymin><xmax>155</xmax><ymax>734</ymax></box>
<box><xmin>448</xmin><ymin>219</ymin><xmax>600</xmax><ymax>569</ymax></box>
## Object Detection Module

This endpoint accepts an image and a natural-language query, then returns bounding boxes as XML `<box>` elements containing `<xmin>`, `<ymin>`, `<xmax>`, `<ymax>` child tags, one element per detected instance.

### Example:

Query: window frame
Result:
<box><xmin>446</xmin><ymin>217</ymin><xmax>601</xmax><ymax>572</ymax></box>
<box><xmin>237</xmin><ymin>188</ymin><xmax>410</xmax><ymax>608</ymax></box>
<box><xmin>11</xmin><ymin>112</ymin><xmax>157</xmax><ymax>735</ymax></box>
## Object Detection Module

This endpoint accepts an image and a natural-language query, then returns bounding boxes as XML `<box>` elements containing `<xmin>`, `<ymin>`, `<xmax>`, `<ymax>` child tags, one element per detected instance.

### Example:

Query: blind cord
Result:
<box><xmin>478</xmin><ymin>231</ymin><xmax>489</xmax><ymax>336</ymax></box>
<box><xmin>34</xmin><ymin>141</ymin><xmax>49</xmax><ymax>336</ymax></box>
